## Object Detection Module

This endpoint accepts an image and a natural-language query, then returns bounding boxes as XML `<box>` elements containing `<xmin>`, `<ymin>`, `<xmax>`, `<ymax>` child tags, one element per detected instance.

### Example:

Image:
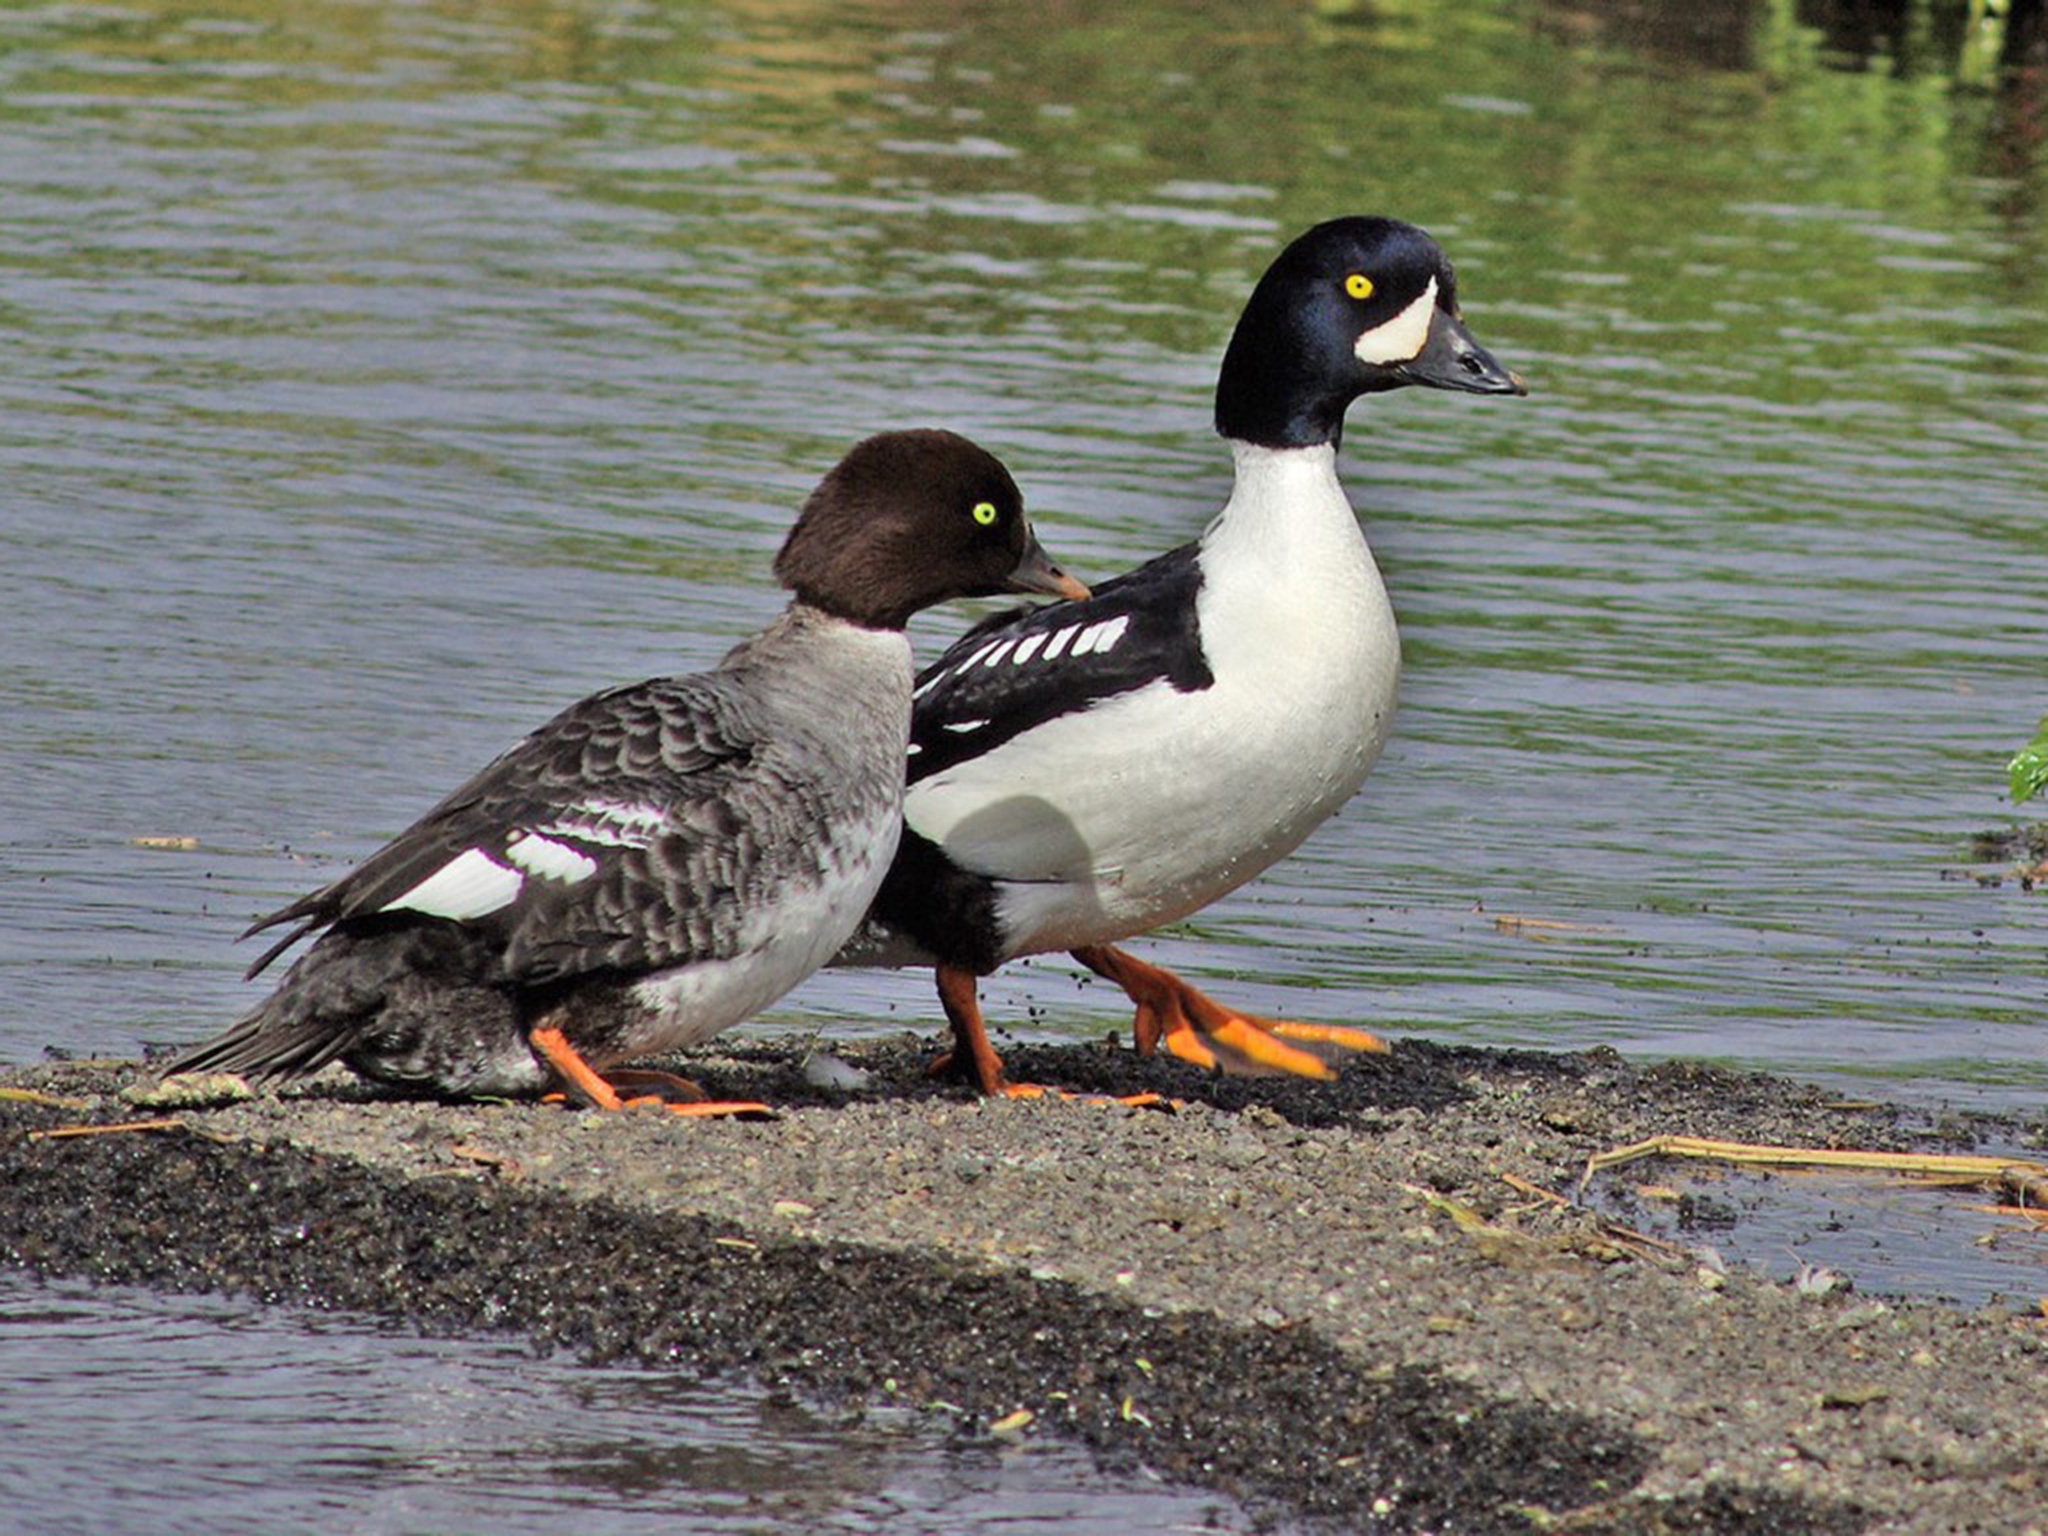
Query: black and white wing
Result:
<box><xmin>906</xmin><ymin>540</ymin><xmax>1214</xmax><ymax>784</ymax></box>
<box><xmin>245</xmin><ymin>674</ymin><xmax>770</xmax><ymax>984</ymax></box>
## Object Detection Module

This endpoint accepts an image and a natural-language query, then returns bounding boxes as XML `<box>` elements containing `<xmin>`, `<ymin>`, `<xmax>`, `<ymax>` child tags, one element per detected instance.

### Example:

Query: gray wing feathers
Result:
<box><xmin>249</xmin><ymin>678</ymin><xmax>750</xmax><ymax>944</ymax></box>
<box><xmin>245</xmin><ymin>665</ymin><xmax>882</xmax><ymax>985</ymax></box>
<box><xmin>504</xmin><ymin>744</ymin><xmax>865</xmax><ymax>980</ymax></box>
<box><xmin>170</xmin><ymin>610</ymin><xmax>913</xmax><ymax>1086</ymax></box>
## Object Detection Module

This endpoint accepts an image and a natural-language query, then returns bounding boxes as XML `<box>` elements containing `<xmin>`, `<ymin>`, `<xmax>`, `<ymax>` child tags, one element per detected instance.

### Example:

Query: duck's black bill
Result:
<box><xmin>1396</xmin><ymin>309</ymin><xmax>1528</xmax><ymax>397</ymax></box>
<box><xmin>1005</xmin><ymin>535</ymin><xmax>1090</xmax><ymax>601</ymax></box>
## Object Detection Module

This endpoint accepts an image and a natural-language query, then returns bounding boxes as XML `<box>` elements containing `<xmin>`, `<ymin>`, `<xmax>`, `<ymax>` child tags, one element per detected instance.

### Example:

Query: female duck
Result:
<box><xmin>167</xmin><ymin>430</ymin><xmax>1086</xmax><ymax>1112</ymax></box>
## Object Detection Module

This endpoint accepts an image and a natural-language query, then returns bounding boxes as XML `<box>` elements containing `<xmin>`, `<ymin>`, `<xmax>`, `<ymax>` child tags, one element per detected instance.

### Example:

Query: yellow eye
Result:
<box><xmin>971</xmin><ymin>501</ymin><xmax>999</xmax><ymax>526</ymax></box>
<box><xmin>1344</xmin><ymin>273</ymin><xmax>1375</xmax><ymax>301</ymax></box>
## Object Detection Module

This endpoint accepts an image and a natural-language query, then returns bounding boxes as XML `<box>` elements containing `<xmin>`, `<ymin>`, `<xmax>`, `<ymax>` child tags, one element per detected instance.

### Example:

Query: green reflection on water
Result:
<box><xmin>13</xmin><ymin>0</ymin><xmax>2043</xmax><ymax>348</ymax></box>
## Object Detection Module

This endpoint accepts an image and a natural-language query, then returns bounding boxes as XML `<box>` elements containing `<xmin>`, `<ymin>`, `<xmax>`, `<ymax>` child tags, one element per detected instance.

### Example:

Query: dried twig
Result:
<box><xmin>0</xmin><ymin>1087</ymin><xmax>92</xmax><ymax>1111</ymax></box>
<box><xmin>1501</xmin><ymin>1171</ymin><xmax>1689</xmax><ymax>1263</ymax></box>
<box><xmin>1501</xmin><ymin>1171</ymin><xmax>1568</xmax><ymax>1205</ymax></box>
<box><xmin>1583</xmin><ymin>1135</ymin><xmax>2047</xmax><ymax>1193</ymax></box>
<box><xmin>27</xmin><ymin>1118</ymin><xmax>186</xmax><ymax>1142</ymax></box>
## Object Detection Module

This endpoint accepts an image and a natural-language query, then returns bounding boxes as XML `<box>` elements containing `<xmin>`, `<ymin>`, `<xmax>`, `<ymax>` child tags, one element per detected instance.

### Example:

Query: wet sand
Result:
<box><xmin>3</xmin><ymin>1037</ymin><xmax>2044</xmax><ymax>1534</ymax></box>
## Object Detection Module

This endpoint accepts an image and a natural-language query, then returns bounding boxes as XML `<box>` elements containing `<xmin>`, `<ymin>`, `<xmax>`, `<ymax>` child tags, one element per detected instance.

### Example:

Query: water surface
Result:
<box><xmin>5</xmin><ymin>0</ymin><xmax>2043</xmax><ymax>1109</ymax></box>
<box><xmin>0</xmin><ymin>1272</ymin><xmax>1253</xmax><ymax>1534</ymax></box>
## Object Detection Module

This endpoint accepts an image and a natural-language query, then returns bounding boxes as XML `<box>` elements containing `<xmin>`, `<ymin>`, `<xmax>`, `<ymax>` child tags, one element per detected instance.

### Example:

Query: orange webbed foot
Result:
<box><xmin>1070</xmin><ymin>946</ymin><xmax>1388</xmax><ymax>1079</ymax></box>
<box><xmin>529</xmin><ymin>1026</ymin><xmax>776</xmax><ymax>1120</ymax></box>
<box><xmin>928</xmin><ymin>966</ymin><xmax>1174</xmax><ymax>1110</ymax></box>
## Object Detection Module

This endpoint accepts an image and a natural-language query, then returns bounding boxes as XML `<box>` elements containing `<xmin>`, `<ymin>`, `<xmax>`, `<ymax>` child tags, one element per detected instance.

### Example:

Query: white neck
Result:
<box><xmin>1194</xmin><ymin>437</ymin><xmax>1392</xmax><ymax>689</ymax></box>
<box><xmin>1203</xmin><ymin>441</ymin><xmax>1365</xmax><ymax>571</ymax></box>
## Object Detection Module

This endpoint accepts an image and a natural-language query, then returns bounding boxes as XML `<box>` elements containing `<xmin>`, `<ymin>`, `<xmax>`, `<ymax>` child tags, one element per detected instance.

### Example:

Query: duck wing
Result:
<box><xmin>906</xmin><ymin>540</ymin><xmax>1213</xmax><ymax>786</ymax></box>
<box><xmin>243</xmin><ymin>673</ymin><xmax>766</xmax><ymax>984</ymax></box>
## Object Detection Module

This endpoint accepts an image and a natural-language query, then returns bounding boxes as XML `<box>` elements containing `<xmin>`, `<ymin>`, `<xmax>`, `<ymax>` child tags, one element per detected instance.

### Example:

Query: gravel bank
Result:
<box><xmin>3</xmin><ymin>1037</ymin><xmax>2044</xmax><ymax>1534</ymax></box>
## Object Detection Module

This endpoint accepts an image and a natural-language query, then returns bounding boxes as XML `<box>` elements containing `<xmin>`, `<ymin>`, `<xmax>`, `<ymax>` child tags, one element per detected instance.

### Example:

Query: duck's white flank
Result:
<box><xmin>623</xmin><ymin>794</ymin><xmax>903</xmax><ymax>1057</ymax></box>
<box><xmin>616</xmin><ymin>616</ymin><xmax>913</xmax><ymax>1056</ymax></box>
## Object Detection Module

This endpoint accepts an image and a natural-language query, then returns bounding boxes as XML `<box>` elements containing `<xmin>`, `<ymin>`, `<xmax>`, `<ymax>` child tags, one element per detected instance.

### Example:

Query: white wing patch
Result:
<box><xmin>1353</xmin><ymin>276</ymin><xmax>1438</xmax><ymax>366</ymax></box>
<box><xmin>380</xmin><ymin>804</ymin><xmax>652</xmax><ymax>922</ymax></box>
<box><xmin>1072</xmin><ymin>615</ymin><xmax>1130</xmax><ymax>657</ymax></box>
<box><xmin>503</xmin><ymin>830</ymin><xmax>599</xmax><ymax>883</ymax></box>
<box><xmin>915</xmin><ymin>646</ymin><xmax>990</xmax><ymax>700</ymax></box>
<box><xmin>382</xmin><ymin>847</ymin><xmax>524</xmax><ymax>920</ymax></box>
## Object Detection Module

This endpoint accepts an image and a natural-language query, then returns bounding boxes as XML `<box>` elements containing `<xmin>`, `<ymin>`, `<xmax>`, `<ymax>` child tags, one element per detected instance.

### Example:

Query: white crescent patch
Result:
<box><xmin>1353</xmin><ymin>276</ymin><xmax>1438</xmax><ymax>365</ymax></box>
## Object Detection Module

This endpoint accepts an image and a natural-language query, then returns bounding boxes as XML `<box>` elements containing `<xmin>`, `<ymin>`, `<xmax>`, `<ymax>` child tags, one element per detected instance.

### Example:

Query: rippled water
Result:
<box><xmin>5</xmin><ymin>0</ymin><xmax>2044</xmax><ymax>1108</ymax></box>
<box><xmin>0</xmin><ymin>1272</ymin><xmax>1253</xmax><ymax>1533</ymax></box>
<box><xmin>3</xmin><ymin>0</ymin><xmax>2045</xmax><ymax>1525</ymax></box>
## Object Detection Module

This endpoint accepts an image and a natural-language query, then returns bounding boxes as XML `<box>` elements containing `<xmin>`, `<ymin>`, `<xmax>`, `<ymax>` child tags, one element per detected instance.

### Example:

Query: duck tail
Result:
<box><xmin>162</xmin><ymin>921</ymin><xmax>457</xmax><ymax>1083</ymax></box>
<box><xmin>161</xmin><ymin>968</ymin><xmax>367</xmax><ymax>1084</ymax></box>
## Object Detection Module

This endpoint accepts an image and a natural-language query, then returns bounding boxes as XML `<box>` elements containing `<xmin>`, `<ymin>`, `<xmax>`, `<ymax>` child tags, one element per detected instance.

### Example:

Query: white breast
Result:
<box><xmin>907</xmin><ymin>442</ymin><xmax>1400</xmax><ymax>959</ymax></box>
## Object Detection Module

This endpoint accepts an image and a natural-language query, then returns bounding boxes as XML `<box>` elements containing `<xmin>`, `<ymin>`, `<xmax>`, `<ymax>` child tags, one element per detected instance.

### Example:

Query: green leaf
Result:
<box><xmin>2007</xmin><ymin>715</ymin><xmax>2048</xmax><ymax>805</ymax></box>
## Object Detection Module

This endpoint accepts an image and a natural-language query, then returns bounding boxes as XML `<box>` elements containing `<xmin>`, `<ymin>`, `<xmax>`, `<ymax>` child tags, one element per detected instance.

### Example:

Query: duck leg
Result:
<box><xmin>528</xmin><ymin>1024</ymin><xmax>774</xmax><ymax>1119</ymax></box>
<box><xmin>926</xmin><ymin>963</ymin><xmax>1016</xmax><ymax>1096</ymax></box>
<box><xmin>1069</xmin><ymin>946</ymin><xmax>1387</xmax><ymax>1078</ymax></box>
<box><xmin>926</xmin><ymin>964</ymin><xmax>1170</xmax><ymax>1108</ymax></box>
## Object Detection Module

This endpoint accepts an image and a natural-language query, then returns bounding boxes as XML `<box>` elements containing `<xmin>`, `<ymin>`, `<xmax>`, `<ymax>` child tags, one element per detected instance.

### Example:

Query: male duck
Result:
<box><xmin>167</xmin><ymin>430</ymin><xmax>1087</xmax><ymax>1112</ymax></box>
<box><xmin>845</xmin><ymin>218</ymin><xmax>1525</xmax><ymax>1094</ymax></box>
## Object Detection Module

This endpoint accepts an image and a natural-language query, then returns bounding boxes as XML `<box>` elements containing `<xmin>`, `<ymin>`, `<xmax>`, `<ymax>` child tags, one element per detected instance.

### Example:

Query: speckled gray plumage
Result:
<box><xmin>166</xmin><ymin>427</ymin><xmax>1078</xmax><ymax>1099</ymax></box>
<box><xmin>171</xmin><ymin>606</ymin><xmax>914</xmax><ymax>1094</ymax></box>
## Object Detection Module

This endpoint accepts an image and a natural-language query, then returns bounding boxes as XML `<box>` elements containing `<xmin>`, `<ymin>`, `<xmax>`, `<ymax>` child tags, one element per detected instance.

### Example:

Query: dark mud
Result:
<box><xmin>1961</xmin><ymin>822</ymin><xmax>2048</xmax><ymax>886</ymax></box>
<box><xmin>4</xmin><ymin>1037</ymin><xmax>2044</xmax><ymax>1534</ymax></box>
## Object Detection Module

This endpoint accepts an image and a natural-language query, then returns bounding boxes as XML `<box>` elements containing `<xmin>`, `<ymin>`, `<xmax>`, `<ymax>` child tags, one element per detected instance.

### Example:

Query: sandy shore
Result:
<box><xmin>3</xmin><ymin>1036</ymin><xmax>2043</xmax><ymax>1534</ymax></box>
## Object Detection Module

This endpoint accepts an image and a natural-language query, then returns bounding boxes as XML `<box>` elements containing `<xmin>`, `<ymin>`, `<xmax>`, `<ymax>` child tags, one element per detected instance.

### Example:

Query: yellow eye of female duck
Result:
<box><xmin>1344</xmin><ymin>273</ymin><xmax>1375</xmax><ymax>301</ymax></box>
<box><xmin>971</xmin><ymin>501</ymin><xmax>999</xmax><ymax>526</ymax></box>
